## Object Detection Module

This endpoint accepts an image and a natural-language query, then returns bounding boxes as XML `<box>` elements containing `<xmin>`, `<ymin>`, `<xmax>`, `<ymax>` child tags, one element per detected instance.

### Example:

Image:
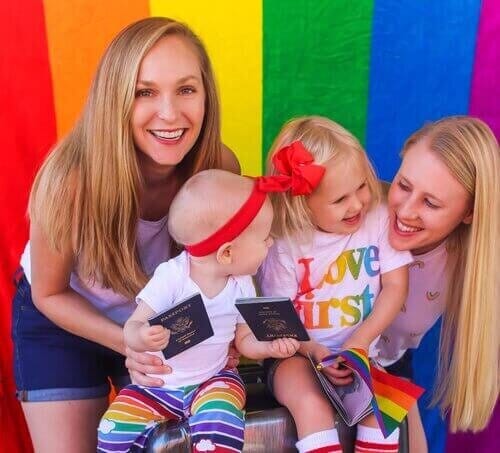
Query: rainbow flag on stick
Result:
<box><xmin>318</xmin><ymin>348</ymin><xmax>424</xmax><ymax>437</ymax></box>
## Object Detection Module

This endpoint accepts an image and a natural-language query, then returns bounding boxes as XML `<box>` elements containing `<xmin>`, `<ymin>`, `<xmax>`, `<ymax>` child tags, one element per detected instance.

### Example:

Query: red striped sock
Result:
<box><xmin>354</xmin><ymin>439</ymin><xmax>398</xmax><ymax>453</ymax></box>
<box><xmin>296</xmin><ymin>428</ymin><xmax>342</xmax><ymax>453</ymax></box>
<box><xmin>355</xmin><ymin>425</ymin><xmax>399</xmax><ymax>453</ymax></box>
<box><xmin>306</xmin><ymin>446</ymin><xmax>342</xmax><ymax>453</ymax></box>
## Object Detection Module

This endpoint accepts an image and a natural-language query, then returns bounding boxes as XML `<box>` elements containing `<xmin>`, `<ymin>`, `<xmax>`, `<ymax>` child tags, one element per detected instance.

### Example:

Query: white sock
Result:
<box><xmin>355</xmin><ymin>425</ymin><xmax>399</xmax><ymax>452</ymax></box>
<box><xmin>296</xmin><ymin>428</ymin><xmax>341</xmax><ymax>453</ymax></box>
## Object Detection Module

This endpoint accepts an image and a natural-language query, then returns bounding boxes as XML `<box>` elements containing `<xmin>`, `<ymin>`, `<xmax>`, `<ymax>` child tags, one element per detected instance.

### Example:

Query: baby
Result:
<box><xmin>97</xmin><ymin>169</ymin><xmax>299</xmax><ymax>453</ymax></box>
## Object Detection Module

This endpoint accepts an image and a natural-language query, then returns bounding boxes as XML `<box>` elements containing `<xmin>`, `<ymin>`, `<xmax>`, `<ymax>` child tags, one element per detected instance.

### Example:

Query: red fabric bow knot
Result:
<box><xmin>257</xmin><ymin>141</ymin><xmax>325</xmax><ymax>195</ymax></box>
<box><xmin>185</xmin><ymin>141</ymin><xmax>325</xmax><ymax>257</ymax></box>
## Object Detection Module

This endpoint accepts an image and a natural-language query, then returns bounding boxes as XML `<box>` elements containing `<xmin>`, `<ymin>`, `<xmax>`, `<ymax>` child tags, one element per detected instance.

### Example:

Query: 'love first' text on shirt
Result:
<box><xmin>294</xmin><ymin>246</ymin><xmax>379</xmax><ymax>329</ymax></box>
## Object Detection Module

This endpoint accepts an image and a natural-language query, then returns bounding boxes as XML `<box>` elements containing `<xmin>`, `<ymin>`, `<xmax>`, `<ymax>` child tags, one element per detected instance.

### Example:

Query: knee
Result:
<box><xmin>275</xmin><ymin>378</ymin><xmax>329</xmax><ymax>414</ymax></box>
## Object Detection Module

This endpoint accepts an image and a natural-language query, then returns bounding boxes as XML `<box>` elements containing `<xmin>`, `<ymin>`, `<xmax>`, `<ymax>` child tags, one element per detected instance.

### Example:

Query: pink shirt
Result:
<box><xmin>376</xmin><ymin>241</ymin><xmax>447</xmax><ymax>366</ymax></box>
<box><xmin>21</xmin><ymin>215</ymin><xmax>170</xmax><ymax>324</ymax></box>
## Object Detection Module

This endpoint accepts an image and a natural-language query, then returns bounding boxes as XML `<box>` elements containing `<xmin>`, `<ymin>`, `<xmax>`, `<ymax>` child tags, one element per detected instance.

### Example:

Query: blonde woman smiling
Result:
<box><xmin>377</xmin><ymin>116</ymin><xmax>499</xmax><ymax>451</ymax></box>
<box><xmin>12</xmin><ymin>17</ymin><xmax>239</xmax><ymax>453</ymax></box>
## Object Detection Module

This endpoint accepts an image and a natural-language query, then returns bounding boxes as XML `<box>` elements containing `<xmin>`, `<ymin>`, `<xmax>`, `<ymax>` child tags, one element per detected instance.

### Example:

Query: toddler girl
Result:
<box><xmin>259</xmin><ymin>116</ymin><xmax>413</xmax><ymax>453</ymax></box>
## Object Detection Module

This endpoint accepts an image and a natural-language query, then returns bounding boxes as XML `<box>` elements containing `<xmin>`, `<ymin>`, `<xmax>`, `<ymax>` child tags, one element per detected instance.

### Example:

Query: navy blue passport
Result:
<box><xmin>148</xmin><ymin>293</ymin><xmax>214</xmax><ymax>359</ymax></box>
<box><xmin>235</xmin><ymin>297</ymin><xmax>310</xmax><ymax>341</ymax></box>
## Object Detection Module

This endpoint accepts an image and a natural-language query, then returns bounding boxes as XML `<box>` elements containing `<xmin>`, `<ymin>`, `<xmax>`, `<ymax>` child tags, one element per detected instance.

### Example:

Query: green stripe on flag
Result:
<box><xmin>263</xmin><ymin>0</ymin><xmax>373</xmax><ymax>164</ymax></box>
<box><xmin>381</xmin><ymin>412</ymin><xmax>401</xmax><ymax>437</ymax></box>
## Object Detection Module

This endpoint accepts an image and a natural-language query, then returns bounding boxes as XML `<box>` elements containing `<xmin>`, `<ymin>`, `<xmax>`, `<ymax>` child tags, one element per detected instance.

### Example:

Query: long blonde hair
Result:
<box><xmin>266</xmin><ymin>116</ymin><xmax>381</xmax><ymax>241</ymax></box>
<box><xmin>29</xmin><ymin>17</ymin><xmax>223</xmax><ymax>299</ymax></box>
<box><xmin>403</xmin><ymin>116</ymin><xmax>499</xmax><ymax>431</ymax></box>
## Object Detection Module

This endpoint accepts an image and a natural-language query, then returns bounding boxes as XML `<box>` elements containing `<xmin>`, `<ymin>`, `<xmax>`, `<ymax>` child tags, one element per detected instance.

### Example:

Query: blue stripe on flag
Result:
<box><xmin>365</xmin><ymin>0</ymin><xmax>481</xmax><ymax>182</ymax></box>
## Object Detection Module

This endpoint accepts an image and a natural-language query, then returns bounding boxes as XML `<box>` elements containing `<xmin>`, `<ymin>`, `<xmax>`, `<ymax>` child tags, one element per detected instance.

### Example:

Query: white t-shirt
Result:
<box><xmin>137</xmin><ymin>251</ymin><xmax>252</xmax><ymax>389</ymax></box>
<box><xmin>258</xmin><ymin>204</ymin><xmax>413</xmax><ymax>357</ymax></box>
<box><xmin>376</xmin><ymin>241</ymin><xmax>447</xmax><ymax>366</ymax></box>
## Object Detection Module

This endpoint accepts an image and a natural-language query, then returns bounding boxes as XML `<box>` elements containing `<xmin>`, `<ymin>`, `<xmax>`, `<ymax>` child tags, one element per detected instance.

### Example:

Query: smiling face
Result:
<box><xmin>388</xmin><ymin>140</ymin><xmax>473</xmax><ymax>254</ymax></box>
<box><xmin>132</xmin><ymin>35</ymin><xmax>205</xmax><ymax>170</ymax></box>
<box><xmin>306</xmin><ymin>154</ymin><xmax>373</xmax><ymax>235</ymax></box>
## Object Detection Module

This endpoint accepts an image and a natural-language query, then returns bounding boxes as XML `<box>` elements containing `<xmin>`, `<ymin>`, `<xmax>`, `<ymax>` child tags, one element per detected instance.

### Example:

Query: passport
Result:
<box><xmin>148</xmin><ymin>293</ymin><xmax>214</xmax><ymax>359</ymax></box>
<box><xmin>307</xmin><ymin>353</ymin><xmax>373</xmax><ymax>426</ymax></box>
<box><xmin>235</xmin><ymin>297</ymin><xmax>310</xmax><ymax>341</ymax></box>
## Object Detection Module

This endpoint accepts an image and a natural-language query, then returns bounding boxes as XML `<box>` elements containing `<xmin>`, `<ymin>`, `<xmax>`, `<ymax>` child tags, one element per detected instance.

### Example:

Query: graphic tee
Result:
<box><xmin>258</xmin><ymin>204</ymin><xmax>413</xmax><ymax>356</ymax></box>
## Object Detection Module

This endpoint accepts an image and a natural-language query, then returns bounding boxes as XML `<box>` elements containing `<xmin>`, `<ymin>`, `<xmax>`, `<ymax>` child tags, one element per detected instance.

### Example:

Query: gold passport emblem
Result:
<box><xmin>263</xmin><ymin>318</ymin><xmax>287</xmax><ymax>332</ymax></box>
<box><xmin>170</xmin><ymin>316</ymin><xmax>193</xmax><ymax>334</ymax></box>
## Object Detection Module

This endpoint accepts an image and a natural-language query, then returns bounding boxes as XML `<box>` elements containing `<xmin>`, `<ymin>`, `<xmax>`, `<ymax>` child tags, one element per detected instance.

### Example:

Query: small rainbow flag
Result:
<box><xmin>318</xmin><ymin>348</ymin><xmax>424</xmax><ymax>437</ymax></box>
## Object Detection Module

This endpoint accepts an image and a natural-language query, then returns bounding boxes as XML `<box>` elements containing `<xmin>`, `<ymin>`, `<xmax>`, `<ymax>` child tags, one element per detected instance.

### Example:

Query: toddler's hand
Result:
<box><xmin>226</xmin><ymin>342</ymin><xmax>241</xmax><ymax>369</ymax></box>
<box><xmin>267</xmin><ymin>338</ymin><xmax>300</xmax><ymax>358</ymax></box>
<box><xmin>321</xmin><ymin>357</ymin><xmax>353</xmax><ymax>386</ymax></box>
<box><xmin>139</xmin><ymin>324</ymin><xmax>170</xmax><ymax>351</ymax></box>
<box><xmin>312</xmin><ymin>343</ymin><xmax>353</xmax><ymax>386</ymax></box>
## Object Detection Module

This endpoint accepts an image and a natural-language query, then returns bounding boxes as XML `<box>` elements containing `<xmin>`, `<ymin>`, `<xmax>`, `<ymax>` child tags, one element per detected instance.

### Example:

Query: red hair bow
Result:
<box><xmin>257</xmin><ymin>141</ymin><xmax>325</xmax><ymax>195</ymax></box>
<box><xmin>185</xmin><ymin>142</ymin><xmax>324</xmax><ymax>257</ymax></box>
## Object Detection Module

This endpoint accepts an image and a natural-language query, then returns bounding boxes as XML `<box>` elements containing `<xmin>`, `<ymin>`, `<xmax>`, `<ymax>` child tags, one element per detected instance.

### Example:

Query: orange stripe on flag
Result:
<box><xmin>43</xmin><ymin>0</ymin><xmax>150</xmax><ymax>138</ymax></box>
<box><xmin>372</xmin><ymin>378</ymin><xmax>416</xmax><ymax>410</ymax></box>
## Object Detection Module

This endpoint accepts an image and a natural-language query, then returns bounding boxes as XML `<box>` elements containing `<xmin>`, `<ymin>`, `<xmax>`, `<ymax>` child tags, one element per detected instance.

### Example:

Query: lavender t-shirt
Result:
<box><xmin>20</xmin><ymin>215</ymin><xmax>170</xmax><ymax>325</ymax></box>
<box><xmin>376</xmin><ymin>241</ymin><xmax>447</xmax><ymax>366</ymax></box>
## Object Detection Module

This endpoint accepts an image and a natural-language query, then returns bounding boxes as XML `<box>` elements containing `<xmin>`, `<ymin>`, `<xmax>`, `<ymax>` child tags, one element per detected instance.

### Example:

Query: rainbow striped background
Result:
<box><xmin>1</xmin><ymin>1</ymin><xmax>498</xmax><ymax>452</ymax></box>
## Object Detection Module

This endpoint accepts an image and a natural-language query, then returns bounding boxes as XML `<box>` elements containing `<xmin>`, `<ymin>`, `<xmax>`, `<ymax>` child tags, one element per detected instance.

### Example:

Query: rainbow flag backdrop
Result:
<box><xmin>1</xmin><ymin>1</ymin><xmax>498</xmax><ymax>452</ymax></box>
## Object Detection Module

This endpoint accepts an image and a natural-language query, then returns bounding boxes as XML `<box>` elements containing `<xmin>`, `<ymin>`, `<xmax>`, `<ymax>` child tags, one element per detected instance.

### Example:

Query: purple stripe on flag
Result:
<box><xmin>469</xmin><ymin>0</ymin><xmax>500</xmax><ymax>138</ymax></box>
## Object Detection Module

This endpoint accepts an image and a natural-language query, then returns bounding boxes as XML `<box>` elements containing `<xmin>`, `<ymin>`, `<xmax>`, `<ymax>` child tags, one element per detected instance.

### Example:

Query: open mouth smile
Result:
<box><xmin>148</xmin><ymin>128</ymin><xmax>185</xmax><ymax>143</ymax></box>
<box><xmin>395</xmin><ymin>216</ymin><xmax>424</xmax><ymax>233</ymax></box>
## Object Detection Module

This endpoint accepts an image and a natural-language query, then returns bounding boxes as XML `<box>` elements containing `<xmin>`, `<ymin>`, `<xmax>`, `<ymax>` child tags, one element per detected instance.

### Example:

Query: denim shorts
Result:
<box><xmin>11</xmin><ymin>272</ymin><xmax>130</xmax><ymax>402</ymax></box>
<box><xmin>384</xmin><ymin>349</ymin><xmax>413</xmax><ymax>380</ymax></box>
<box><xmin>263</xmin><ymin>356</ymin><xmax>292</xmax><ymax>395</ymax></box>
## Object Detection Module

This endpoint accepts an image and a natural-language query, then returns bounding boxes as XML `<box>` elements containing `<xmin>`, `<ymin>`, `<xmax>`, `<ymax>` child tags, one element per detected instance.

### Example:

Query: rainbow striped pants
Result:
<box><xmin>97</xmin><ymin>368</ymin><xmax>246</xmax><ymax>452</ymax></box>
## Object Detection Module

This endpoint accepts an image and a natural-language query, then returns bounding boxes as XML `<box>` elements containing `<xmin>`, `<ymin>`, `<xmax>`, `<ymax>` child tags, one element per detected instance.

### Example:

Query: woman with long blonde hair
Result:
<box><xmin>378</xmin><ymin>115</ymin><xmax>499</xmax><ymax>450</ymax></box>
<box><xmin>12</xmin><ymin>17</ymin><xmax>239</xmax><ymax>452</ymax></box>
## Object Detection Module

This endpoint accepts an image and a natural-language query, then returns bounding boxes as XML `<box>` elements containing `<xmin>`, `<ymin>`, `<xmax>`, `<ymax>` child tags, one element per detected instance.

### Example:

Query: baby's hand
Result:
<box><xmin>267</xmin><ymin>338</ymin><xmax>300</xmax><ymax>358</ymax></box>
<box><xmin>139</xmin><ymin>324</ymin><xmax>170</xmax><ymax>351</ymax></box>
<box><xmin>312</xmin><ymin>343</ymin><xmax>353</xmax><ymax>386</ymax></box>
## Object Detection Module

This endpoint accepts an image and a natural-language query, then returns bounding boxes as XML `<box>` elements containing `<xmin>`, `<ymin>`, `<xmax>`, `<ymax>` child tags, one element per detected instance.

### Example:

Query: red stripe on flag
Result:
<box><xmin>372</xmin><ymin>366</ymin><xmax>425</xmax><ymax>399</ymax></box>
<box><xmin>372</xmin><ymin>377</ymin><xmax>417</xmax><ymax>410</ymax></box>
<box><xmin>0</xmin><ymin>1</ymin><xmax>57</xmax><ymax>452</ymax></box>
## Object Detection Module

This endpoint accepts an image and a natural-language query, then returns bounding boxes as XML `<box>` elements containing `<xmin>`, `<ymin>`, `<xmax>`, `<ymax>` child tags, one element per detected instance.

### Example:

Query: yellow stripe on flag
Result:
<box><xmin>150</xmin><ymin>0</ymin><xmax>262</xmax><ymax>175</ymax></box>
<box><xmin>375</xmin><ymin>394</ymin><xmax>407</xmax><ymax>423</ymax></box>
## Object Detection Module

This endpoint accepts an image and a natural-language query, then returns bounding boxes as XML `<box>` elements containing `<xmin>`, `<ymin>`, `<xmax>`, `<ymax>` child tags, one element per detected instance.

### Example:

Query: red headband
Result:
<box><xmin>185</xmin><ymin>141</ymin><xmax>325</xmax><ymax>257</ymax></box>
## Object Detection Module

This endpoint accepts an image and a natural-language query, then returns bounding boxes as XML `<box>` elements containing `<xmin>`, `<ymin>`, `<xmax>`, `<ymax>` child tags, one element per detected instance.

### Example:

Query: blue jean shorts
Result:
<box><xmin>11</xmin><ymin>272</ymin><xmax>131</xmax><ymax>402</ymax></box>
